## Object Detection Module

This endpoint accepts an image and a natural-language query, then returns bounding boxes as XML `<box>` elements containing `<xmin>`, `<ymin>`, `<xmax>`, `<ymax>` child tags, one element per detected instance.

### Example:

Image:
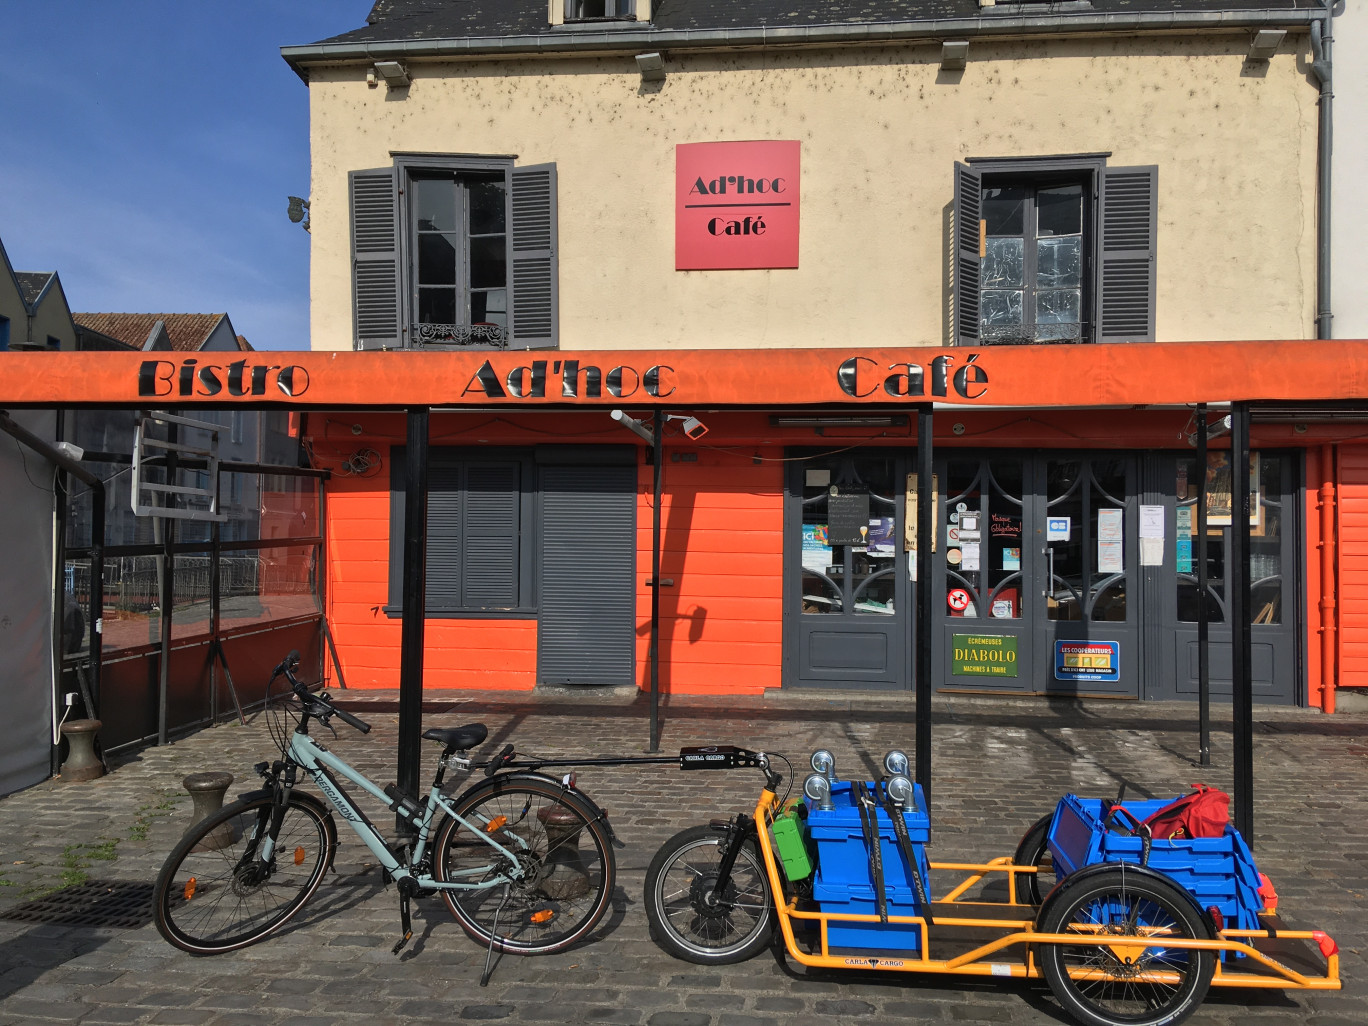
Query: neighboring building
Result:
<box><xmin>281</xmin><ymin>1</ymin><xmax>1349</xmax><ymax>706</ymax></box>
<box><xmin>73</xmin><ymin>312</ymin><xmax>249</xmax><ymax>354</ymax></box>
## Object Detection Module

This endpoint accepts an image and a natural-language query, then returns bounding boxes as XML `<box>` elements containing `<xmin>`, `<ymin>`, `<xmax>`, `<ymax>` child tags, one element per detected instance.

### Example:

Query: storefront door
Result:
<box><xmin>785</xmin><ymin>454</ymin><xmax>908</xmax><ymax>688</ymax></box>
<box><xmin>934</xmin><ymin>454</ymin><xmax>1141</xmax><ymax>697</ymax></box>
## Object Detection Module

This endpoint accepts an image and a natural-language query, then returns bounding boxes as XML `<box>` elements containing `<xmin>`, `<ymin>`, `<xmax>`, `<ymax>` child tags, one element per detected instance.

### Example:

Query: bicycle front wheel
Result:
<box><xmin>153</xmin><ymin>794</ymin><xmax>334</xmax><ymax>954</ymax></box>
<box><xmin>433</xmin><ymin>775</ymin><xmax>615</xmax><ymax>955</ymax></box>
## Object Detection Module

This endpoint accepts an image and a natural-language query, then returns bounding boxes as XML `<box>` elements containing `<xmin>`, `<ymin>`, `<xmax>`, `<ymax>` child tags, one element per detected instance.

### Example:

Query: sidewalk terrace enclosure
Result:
<box><xmin>5</xmin><ymin>342</ymin><xmax>1368</xmax><ymax>836</ymax></box>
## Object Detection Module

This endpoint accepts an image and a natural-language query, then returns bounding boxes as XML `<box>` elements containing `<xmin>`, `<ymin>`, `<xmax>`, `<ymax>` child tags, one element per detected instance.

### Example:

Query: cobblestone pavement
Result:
<box><xmin>0</xmin><ymin>687</ymin><xmax>1363</xmax><ymax>1026</ymax></box>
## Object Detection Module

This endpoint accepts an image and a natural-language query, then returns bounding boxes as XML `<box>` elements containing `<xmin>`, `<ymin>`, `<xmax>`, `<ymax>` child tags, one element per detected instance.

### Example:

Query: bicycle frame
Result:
<box><xmin>265</xmin><ymin>729</ymin><xmax>528</xmax><ymax>894</ymax></box>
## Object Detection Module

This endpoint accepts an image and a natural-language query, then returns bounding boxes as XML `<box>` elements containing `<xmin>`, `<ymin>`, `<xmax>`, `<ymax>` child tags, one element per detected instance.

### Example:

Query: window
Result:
<box><xmin>566</xmin><ymin>0</ymin><xmax>636</xmax><ymax>19</ymax></box>
<box><xmin>387</xmin><ymin>449</ymin><xmax>537</xmax><ymax>615</ymax></box>
<box><xmin>350</xmin><ymin>157</ymin><xmax>558</xmax><ymax>352</ymax></box>
<box><xmin>47</xmin><ymin>335</ymin><xmax>62</xmax><ymax>350</ymax></box>
<box><xmin>0</xmin><ymin>316</ymin><xmax>8</xmax><ymax>351</ymax></box>
<box><xmin>954</xmin><ymin>157</ymin><xmax>1156</xmax><ymax>345</ymax></box>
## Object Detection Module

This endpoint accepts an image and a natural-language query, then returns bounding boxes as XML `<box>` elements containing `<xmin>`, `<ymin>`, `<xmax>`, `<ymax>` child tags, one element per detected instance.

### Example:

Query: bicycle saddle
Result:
<box><xmin>421</xmin><ymin>723</ymin><xmax>488</xmax><ymax>751</ymax></box>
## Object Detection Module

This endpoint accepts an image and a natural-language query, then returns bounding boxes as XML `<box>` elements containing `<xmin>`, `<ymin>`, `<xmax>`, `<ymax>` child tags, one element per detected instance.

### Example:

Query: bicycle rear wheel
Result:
<box><xmin>433</xmin><ymin>775</ymin><xmax>615</xmax><ymax>955</ymax></box>
<box><xmin>153</xmin><ymin>794</ymin><xmax>334</xmax><ymax>954</ymax></box>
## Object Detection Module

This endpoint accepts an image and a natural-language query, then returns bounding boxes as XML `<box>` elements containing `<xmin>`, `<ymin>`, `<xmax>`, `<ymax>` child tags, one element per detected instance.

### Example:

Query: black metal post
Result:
<box><xmin>1196</xmin><ymin>406</ymin><xmax>1210</xmax><ymax>767</ymax></box>
<box><xmin>1230</xmin><ymin>403</ymin><xmax>1254</xmax><ymax>846</ymax></box>
<box><xmin>209</xmin><ymin>508</ymin><xmax>222</xmax><ymax>720</ymax></box>
<box><xmin>398</xmin><ymin>408</ymin><xmax>430</xmax><ymax>826</ymax></box>
<box><xmin>157</xmin><ymin>423</ymin><xmax>177</xmax><ymax>747</ymax></box>
<box><xmin>915</xmin><ymin>405</ymin><xmax>934</xmax><ymax>804</ymax></box>
<box><xmin>649</xmin><ymin>411</ymin><xmax>663</xmax><ymax>753</ymax></box>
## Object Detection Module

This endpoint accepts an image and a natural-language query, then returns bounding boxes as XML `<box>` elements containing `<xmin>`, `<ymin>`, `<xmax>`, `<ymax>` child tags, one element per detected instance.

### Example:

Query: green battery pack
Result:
<box><xmin>771</xmin><ymin>802</ymin><xmax>814</xmax><ymax>881</ymax></box>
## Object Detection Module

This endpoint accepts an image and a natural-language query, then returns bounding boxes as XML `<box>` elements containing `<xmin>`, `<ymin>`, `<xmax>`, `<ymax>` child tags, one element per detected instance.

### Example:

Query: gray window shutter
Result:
<box><xmin>510</xmin><ymin>163</ymin><xmax>558</xmax><ymax>350</ymax></box>
<box><xmin>953</xmin><ymin>162</ymin><xmax>982</xmax><ymax>346</ymax></box>
<box><xmin>463</xmin><ymin>462</ymin><xmax>521</xmax><ymax>608</ymax></box>
<box><xmin>537</xmin><ymin>465</ymin><xmax>637</xmax><ymax>685</ymax></box>
<box><xmin>425</xmin><ymin>461</ymin><xmax>464</xmax><ymax>609</ymax></box>
<box><xmin>1097</xmin><ymin>165</ymin><xmax>1158</xmax><ymax>343</ymax></box>
<box><xmin>349</xmin><ymin>167</ymin><xmax>403</xmax><ymax>351</ymax></box>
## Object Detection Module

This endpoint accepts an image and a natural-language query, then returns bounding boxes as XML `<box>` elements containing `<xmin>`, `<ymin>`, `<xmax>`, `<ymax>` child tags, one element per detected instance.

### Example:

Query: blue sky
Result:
<box><xmin>0</xmin><ymin>1</ymin><xmax>375</xmax><ymax>351</ymax></box>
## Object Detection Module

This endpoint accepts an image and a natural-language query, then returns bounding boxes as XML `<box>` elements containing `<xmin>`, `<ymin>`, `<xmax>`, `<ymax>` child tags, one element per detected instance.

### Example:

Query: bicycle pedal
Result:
<box><xmin>391</xmin><ymin>929</ymin><xmax>412</xmax><ymax>956</ymax></box>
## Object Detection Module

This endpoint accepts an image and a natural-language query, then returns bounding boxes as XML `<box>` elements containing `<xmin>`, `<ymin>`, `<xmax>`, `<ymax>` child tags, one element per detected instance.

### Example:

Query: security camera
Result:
<box><xmin>680</xmin><ymin>416</ymin><xmax>708</xmax><ymax>440</ymax></box>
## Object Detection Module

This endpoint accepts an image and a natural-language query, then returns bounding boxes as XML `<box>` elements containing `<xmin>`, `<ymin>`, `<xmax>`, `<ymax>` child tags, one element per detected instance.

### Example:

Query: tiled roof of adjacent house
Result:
<box><xmin>306</xmin><ymin>0</ymin><xmax>1310</xmax><ymax>46</ymax></box>
<box><xmin>72</xmin><ymin>313</ymin><xmax>225</xmax><ymax>352</ymax></box>
<box><xmin>14</xmin><ymin>272</ymin><xmax>54</xmax><ymax>308</ymax></box>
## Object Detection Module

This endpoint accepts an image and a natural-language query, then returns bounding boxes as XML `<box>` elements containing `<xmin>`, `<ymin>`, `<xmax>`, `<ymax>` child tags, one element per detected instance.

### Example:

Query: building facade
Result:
<box><xmin>283</xmin><ymin>1</ymin><xmax>1349</xmax><ymax>706</ymax></box>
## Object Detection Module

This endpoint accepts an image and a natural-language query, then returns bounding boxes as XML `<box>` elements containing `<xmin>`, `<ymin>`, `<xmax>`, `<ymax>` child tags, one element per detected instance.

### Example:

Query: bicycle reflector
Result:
<box><xmin>1206</xmin><ymin>905</ymin><xmax>1225</xmax><ymax>932</ymax></box>
<box><xmin>184</xmin><ymin>878</ymin><xmax>197</xmax><ymax>901</ymax></box>
<box><xmin>485</xmin><ymin>815</ymin><xmax>509</xmax><ymax>833</ymax></box>
<box><xmin>530</xmin><ymin>908</ymin><xmax>556</xmax><ymax>924</ymax></box>
<box><xmin>294</xmin><ymin>847</ymin><xmax>306</xmax><ymax>866</ymax></box>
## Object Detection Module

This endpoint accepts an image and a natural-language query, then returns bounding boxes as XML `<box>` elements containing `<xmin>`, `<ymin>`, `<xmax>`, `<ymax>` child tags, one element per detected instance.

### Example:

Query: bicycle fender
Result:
<box><xmin>233</xmin><ymin>788</ymin><xmax>341</xmax><ymax>871</ymax></box>
<box><xmin>474</xmin><ymin>772</ymin><xmax>626</xmax><ymax>850</ymax></box>
<box><xmin>1035</xmin><ymin>858</ymin><xmax>1216</xmax><ymax>937</ymax></box>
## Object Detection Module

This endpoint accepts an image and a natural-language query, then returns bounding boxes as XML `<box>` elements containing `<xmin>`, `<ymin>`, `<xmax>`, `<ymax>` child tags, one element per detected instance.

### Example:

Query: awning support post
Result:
<box><xmin>398</xmin><ymin>407</ymin><xmax>429</xmax><ymax>833</ymax></box>
<box><xmin>915</xmin><ymin>404</ymin><xmax>934</xmax><ymax>805</ymax></box>
<box><xmin>1230</xmin><ymin>402</ymin><xmax>1254</xmax><ymax>846</ymax></box>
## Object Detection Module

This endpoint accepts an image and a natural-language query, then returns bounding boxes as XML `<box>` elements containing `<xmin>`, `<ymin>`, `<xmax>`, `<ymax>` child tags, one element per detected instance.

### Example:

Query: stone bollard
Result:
<box><xmin>536</xmin><ymin>802</ymin><xmax>592</xmax><ymax>899</ymax></box>
<box><xmin>183</xmin><ymin>771</ymin><xmax>235</xmax><ymax>851</ymax></box>
<box><xmin>59</xmin><ymin>719</ymin><xmax>104</xmax><ymax>782</ymax></box>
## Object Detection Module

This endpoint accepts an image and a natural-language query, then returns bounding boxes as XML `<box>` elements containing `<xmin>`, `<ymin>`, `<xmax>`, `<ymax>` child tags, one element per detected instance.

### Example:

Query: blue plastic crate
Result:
<box><xmin>1047</xmin><ymin>794</ymin><xmax>1265</xmax><ymax>935</ymax></box>
<box><xmin>812</xmin><ymin>878</ymin><xmax>927</xmax><ymax>951</ymax></box>
<box><xmin>807</xmin><ymin>780</ymin><xmax>931</xmax><ymax>890</ymax></box>
<box><xmin>806</xmin><ymin>780</ymin><xmax>932</xmax><ymax>952</ymax></box>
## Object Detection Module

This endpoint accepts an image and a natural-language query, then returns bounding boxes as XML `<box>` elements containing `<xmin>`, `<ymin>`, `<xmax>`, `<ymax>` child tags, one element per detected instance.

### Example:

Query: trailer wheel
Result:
<box><xmin>1011</xmin><ymin>813</ymin><xmax>1056</xmax><ymax>905</ymax></box>
<box><xmin>1037</xmin><ymin>865</ymin><xmax>1215</xmax><ymax>1026</ymax></box>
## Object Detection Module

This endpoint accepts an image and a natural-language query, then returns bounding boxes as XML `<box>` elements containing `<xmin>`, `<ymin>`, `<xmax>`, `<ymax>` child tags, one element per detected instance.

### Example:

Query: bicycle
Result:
<box><xmin>153</xmin><ymin>651</ymin><xmax>618</xmax><ymax>972</ymax></box>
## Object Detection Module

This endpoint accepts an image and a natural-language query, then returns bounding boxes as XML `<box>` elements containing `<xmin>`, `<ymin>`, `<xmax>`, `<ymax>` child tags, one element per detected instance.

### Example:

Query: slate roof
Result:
<box><xmin>305</xmin><ymin>0</ymin><xmax>1312</xmax><ymax>47</ymax></box>
<box><xmin>14</xmin><ymin>272</ymin><xmax>54</xmax><ymax>308</ymax></box>
<box><xmin>72</xmin><ymin>313</ymin><xmax>227</xmax><ymax>352</ymax></box>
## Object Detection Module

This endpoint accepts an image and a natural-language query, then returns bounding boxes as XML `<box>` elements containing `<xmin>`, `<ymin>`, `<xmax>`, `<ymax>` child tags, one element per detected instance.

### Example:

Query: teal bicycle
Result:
<box><xmin>153</xmin><ymin>652</ymin><xmax>617</xmax><ymax>967</ymax></box>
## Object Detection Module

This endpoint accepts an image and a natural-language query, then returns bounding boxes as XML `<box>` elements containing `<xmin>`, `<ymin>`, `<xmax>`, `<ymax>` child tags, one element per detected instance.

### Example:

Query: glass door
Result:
<box><xmin>787</xmin><ymin>454</ymin><xmax>906</xmax><ymax>688</ymax></box>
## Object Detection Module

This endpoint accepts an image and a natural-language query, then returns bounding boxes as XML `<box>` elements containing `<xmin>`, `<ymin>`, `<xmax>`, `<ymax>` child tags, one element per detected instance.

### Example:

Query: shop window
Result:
<box><xmin>954</xmin><ymin>156</ymin><xmax>1156</xmax><ymax>345</ymax></box>
<box><xmin>386</xmin><ymin>448</ymin><xmax>537</xmax><ymax>616</ymax></box>
<box><xmin>350</xmin><ymin>156</ymin><xmax>558</xmax><ymax>351</ymax></box>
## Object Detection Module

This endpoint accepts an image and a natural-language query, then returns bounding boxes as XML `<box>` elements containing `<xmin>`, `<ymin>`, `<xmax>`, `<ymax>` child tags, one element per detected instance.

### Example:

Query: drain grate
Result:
<box><xmin>0</xmin><ymin>880</ymin><xmax>155</xmax><ymax>929</ymax></box>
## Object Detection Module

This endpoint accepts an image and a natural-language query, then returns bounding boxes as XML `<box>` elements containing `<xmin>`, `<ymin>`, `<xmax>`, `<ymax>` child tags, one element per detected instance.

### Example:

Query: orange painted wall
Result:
<box><xmin>1334</xmin><ymin>447</ymin><xmax>1368</xmax><ymax>691</ymax></box>
<box><xmin>634</xmin><ymin>448</ymin><xmax>784</xmax><ymax>696</ymax></box>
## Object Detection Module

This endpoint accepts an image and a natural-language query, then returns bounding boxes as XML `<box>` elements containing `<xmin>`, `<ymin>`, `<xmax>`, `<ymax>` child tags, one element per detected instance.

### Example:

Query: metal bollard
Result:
<box><xmin>183</xmin><ymin>771</ymin><xmax>235</xmax><ymax>850</ymax></box>
<box><xmin>59</xmin><ymin>719</ymin><xmax>105</xmax><ymax>782</ymax></box>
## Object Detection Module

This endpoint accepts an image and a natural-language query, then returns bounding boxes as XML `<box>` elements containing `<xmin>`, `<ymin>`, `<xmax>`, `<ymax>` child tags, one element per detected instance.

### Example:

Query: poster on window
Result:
<box><xmin>802</xmin><ymin>524</ymin><xmax>831</xmax><ymax>572</ymax></box>
<box><xmin>866</xmin><ymin>517</ymin><xmax>895</xmax><ymax>556</ymax></box>
<box><xmin>1097</xmin><ymin>508</ymin><xmax>1124</xmax><ymax>574</ymax></box>
<box><xmin>1205</xmin><ymin>452</ymin><xmax>1261</xmax><ymax>529</ymax></box>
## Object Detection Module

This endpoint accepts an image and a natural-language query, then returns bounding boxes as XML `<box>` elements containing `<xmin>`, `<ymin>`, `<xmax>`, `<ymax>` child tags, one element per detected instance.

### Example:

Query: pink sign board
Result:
<box><xmin>675</xmin><ymin>140</ymin><xmax>800</xmax><ymax>270</ymax></box>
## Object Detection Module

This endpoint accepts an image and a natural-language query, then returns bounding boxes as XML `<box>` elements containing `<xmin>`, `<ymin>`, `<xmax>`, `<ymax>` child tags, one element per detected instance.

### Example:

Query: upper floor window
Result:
<box><xmin>0</xmin><ymin>316</ymin><xmax>9</xmax><ymax>351</ymax></box>
<box><xmin>349</xmin><ymin>155</ymin><xmax>558</xmax><ymax>351</ymax></box>
<box><xmin>954</xmin><ymin>156</ymin><xmax>1156</xmax><ymax>345</ymax></box>
<box><xmin>566</xmin><ymin>0</ymin><xmax>636</xmax><ymax>20</ymax></box>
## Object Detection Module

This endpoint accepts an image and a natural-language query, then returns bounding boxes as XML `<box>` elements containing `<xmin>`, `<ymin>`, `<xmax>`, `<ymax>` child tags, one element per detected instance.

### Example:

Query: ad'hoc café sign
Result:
<box><xmin>676</xmin><ymin>140</ymin><xmax>800</xmax><ymax>270</ymax></box>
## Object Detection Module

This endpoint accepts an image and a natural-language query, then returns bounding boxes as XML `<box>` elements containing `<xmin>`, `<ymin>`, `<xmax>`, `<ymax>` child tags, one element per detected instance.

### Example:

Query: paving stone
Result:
<box><xmin>0</xmin><ymin>690</ymin><xmax>1360</xmax><ymax>1026</ymax></box>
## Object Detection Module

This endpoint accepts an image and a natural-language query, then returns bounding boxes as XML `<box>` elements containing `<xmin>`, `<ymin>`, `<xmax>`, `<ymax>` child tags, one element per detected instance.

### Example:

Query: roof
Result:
<box><xmin>14</xmin><ymin>272</ymin><xmax>54</xmax><ymax>309</ymax></box>
<box><xmin>72</xmin><ymin>313</ymin><xmax>227</xmax><ymax>352</ymax></box>
<box><xmin>298</xmin><ymin>0</ymin><xmax>1314</xmax><ymax>49</ymax></box>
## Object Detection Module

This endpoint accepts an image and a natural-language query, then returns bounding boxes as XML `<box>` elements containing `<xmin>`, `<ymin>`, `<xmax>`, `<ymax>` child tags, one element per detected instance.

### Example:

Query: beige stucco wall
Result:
<box><xmin>26</xmin><ymin>288</ymin><xmax>76</xmax><ymax>350</ymax></box>
<box><xmin>305</xmin><ymin>33</ymin><xmax>1318</xmax><ymax>352</ymax></box>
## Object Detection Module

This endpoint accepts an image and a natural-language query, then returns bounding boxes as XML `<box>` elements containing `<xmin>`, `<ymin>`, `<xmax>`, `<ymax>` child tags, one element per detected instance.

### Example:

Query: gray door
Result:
<box><xmin>786</xmin><ymin>454</ymin><xmax>907</xmax><ymax>688</ymax></box>
<box><xmin>935</xmin><ymin>455</ymin><xmax>1035</xmax><ymax>693</ymax></box>
<box><xmin>934</xmin><ymin>453</ymin><xmax>1140</xmax><ymax>697</ymax></box>
<box><xmin>1153</xmin><ymin>451</ymin><xmax>1298</xmax><ymax>704</ymax></box>
<box><xmin>537</xmin><ymin>464</ymin><xmax>636</xmax><ymax>685</ymax></box>
<box><xmin>1034</xmin><ymin>456</ymin><xmax>1140</xmax><ymax>697</ymax></box>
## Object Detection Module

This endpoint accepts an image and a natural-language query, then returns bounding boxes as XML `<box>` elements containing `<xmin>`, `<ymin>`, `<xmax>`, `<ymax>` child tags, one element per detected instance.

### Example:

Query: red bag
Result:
<box><xmin>1140</xmin><ymin>784</ymin><xmax>1230</xmax><ymax>840</ymax></box>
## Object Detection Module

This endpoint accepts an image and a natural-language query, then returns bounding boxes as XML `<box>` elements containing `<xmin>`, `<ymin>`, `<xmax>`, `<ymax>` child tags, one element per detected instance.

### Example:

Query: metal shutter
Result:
<box><xmin>350</xmin><ymin>167</ymin><xmax>402</xmax><ymax>350</ymax></box>
<box><xmin>510</xmin><ymin>163</ymin><xmax>558</xmax><ymax>350</ymax></box>
<box><xmin>464</xmin><ymin>462</ymin><xmax>521</xmax><ymax>608</ymax></box>
<box><xmin>1097</xmin><ymin>166</ymin><xmax>1158</xmax><ymax>343</ymax></box>
<box><xmin>537</xmin><ymin>465</ymin><xmax>636</xmax><ymax>685</ymax></box>
<box><xmin>953</xmin><ymin>162</ymin><xmax>983</xmax><ymax>346</ymax></box>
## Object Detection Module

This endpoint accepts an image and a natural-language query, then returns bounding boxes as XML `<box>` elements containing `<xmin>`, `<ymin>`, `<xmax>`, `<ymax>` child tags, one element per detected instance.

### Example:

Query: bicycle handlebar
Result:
<box><xmin>274</xmin><ymin>649</ymin><xmax>372</xmax><ymax>734</ymax></box>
